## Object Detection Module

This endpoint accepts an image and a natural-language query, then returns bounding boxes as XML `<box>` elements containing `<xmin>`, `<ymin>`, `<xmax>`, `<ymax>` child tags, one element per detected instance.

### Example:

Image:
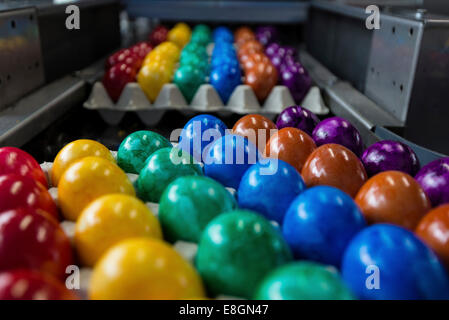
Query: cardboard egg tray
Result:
<box><xmin>39</xmin><ymin>148</ymin><xmax>241</xmax><ymax>300</ymax></box>
<box><xmin>84</xmin><ymin>81</ymin><xmax>330</xmax><ymax>126</ymax></box>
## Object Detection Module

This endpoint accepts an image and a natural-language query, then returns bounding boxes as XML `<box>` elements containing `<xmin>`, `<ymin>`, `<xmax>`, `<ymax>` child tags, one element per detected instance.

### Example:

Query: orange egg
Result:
<box><xmin>355</xmin><ymin>171</ymin><xmax>431</xmax><ymax>229</ymax></box>
<box><xmin>233</xmin><ymin>114</ymin><xmax>277</xmax><ymax>151</ymax></box>
<box><xmin>301</xmin><ymin>144</ymin><xmax>367</xmax><ymax>197</ymax></box>
<box><xmin>264</xmin><ymin>127</ymin><xmax>316</xmax><ymax>173</ymax></box>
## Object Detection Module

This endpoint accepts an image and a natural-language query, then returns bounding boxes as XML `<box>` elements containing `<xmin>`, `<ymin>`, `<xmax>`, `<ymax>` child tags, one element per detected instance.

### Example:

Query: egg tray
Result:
<box><xmin>39</xmin><ymin>150</ymin><xmax>242</xmax><ymax>300</ymax></box>
<box><xmin>83</xmin><ymin>81</ymin><xmax>330</xmax><ymax>126</ymax></box>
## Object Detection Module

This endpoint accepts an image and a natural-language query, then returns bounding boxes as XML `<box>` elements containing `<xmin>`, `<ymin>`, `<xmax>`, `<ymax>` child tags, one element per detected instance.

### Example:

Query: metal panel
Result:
<box><xmin>125</xmin><ymin>0</ymin><xmax>309</xmax><ymax>23</ymax></box>
<box><xmin>365</xmin><ymin>15</ymin><xmax>423</xmax><ymax>121</ymax></box>
<box><xmin>0</xmin><ymin>7</ymin><xmax>45</xmax><ymax>110</ymax></box>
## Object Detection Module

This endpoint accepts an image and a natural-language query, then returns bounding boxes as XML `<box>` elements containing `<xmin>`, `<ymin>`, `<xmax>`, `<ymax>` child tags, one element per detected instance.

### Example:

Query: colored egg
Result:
<box><xmin>89</xmin><ymin>238</ymin><xmax>205</xmax><ymax>299</ymax></box>
<box><xmin>196</xmin><ymin>210</ymin><xmax>292</xmax><ymax>298</ymax></box>
<box><xmin>137</xmin><ymin>63</ymin><xmax>173</xmax><ymax>102</ymax></box>
<box><xmin>254</xmin><ymin>262</ymin><xmax>354</xmax><ymax>300</ymax></box>
<box><xmin>301</xmin><ymin>144</ymin><xmax>367</xmax><ymax>197</ymax></box>
<box><xmin>0</xmin><ymin>208</ymin><xmax>73</xmax><ymax>279</ymax></box>
<box><xmin>0</xmin><ymin>147</ymin><xmax>47</xmax><ymax>187</ymax></box>
<box><xmin>159</xmin><ymin>176</ymin><xmax>237</xmax><ymax>243</ymax></box>
<box><xmin>153</xmin><ymin>41</ymin><xmax>181</xmax><ymax>61</ymax></box>
<box><xmin>203</xmin><ymin>134</ymin><xmax>260</xmax><ymax>189</ymax></box>
<box><xmin>233</xmin><ymin>114</ymin><xmax>277</xmax><ymax>152</ymax></box>
<box><xmin>355</xmin><ymin>171</ymin><xmax>430</xmax><ymax>229</ymax></box>
<box><xmin>168</xmin><ymin>26</ymin><xmax>191</xmax><ymax>49</ymax></box>
<box><xmin>342</xmin><ymin>224</ymin><xmax>449</xmax><ymax>299</ymax></box>
<box><xmin>58</xmin><ymin>156</ymin><xmax>135</xmax><ymax>221</ymax></box>
<box><xmin>149</xmin><ymin>25</ymin><xmax>168</xmax><ymax>46</ymax></box>
<box><xmin>0</xmin><ymin>174</ymin><xmax>58</xmax><ymax>220</ymax></box>
<box><xmin>103</xmin><ymin>63</ymin><xmax>136</xmax><ymax>102</ymax></box>
<box><xmin>52</xmin><ymin>139</ymin><xmax>115</xmax><ymax>186</ymax></box>
<box><xmin>178</xmin><ymin>114</ymin><xmax>228</xmax><ymax>162</ymax></box>
<box><xmin>0</xmin><ymin>270</ymin><xmax>78</xmax><ymax>300</ymax></box>
<box><xmin>264</xmin><ymin>127</ymin><xmax>316</xmax><ymax>173</ymax></box>
<box><xmin>213</xmin><ymin>26</ymin><xmax>233</xmax><ymax>43</ymax></box>
<box><xmin>75</xmin><ymin>194</ymin><xmax>162</xmax><ymax>267</ymax></box>
<box><xmin>416</xmin><ymin>204</ymin><xmax>449</xmax><ymax>269</ymax></box>
<box><xmin>312</xmin><ymin>117</ymin><xmax>364</xmax><ymax>157</ymax></box>
<box><xmin>209</xmin><ymin>65</ymin><xmax>241</xmax><ymax>103</ymax></box>
<box><xmin>279</xmin><ymin>61</ymin><xmax>312</xmax><ymax>103</ymax></box>
<box><xmin>415</xmin><ymin>157</ymin><xmax>449</xmax><ymax>207</ymax></box>
<box><xmin>117</xmin><ymin>131</ymin><xmax>172</xmax><ymax>174</ymax></box>
<box><xmin>283</xmin><ymin>186</ymin><xmax>366</xmax><ymax>266</ymax></box>
<box><xmin>361</xmin><ymin>140</ymin><xmax>420</xmax><ymax>177</ymax></box>
<box><xmin>234</xmin><ymin>26</ymin><xmax>255</xmax><ymax>46</ymax></box>
<box><xmin>137</xmin><ymin>147</ymin><xmax>203</xmax><ymax>203</ymax></box>
<box><xmin>255</xmin><ymin>26</ymin><xmax>279</xmax><ymax>46</ymax></box>
<box><xmin>244</xmin><ymin>61</ymin><xmax>278</xmax><ymax>101</ymax></box>
<box><xmin>275</xmin><ymin>105</ymin><xmax>320</xmax><ymax>136</ymax></box>
<box><xmin>173</xmin><ymin>65</ymin><xmax>206</xmax><ymax>103</ymax></box>
<box><xmin>237</xmin><ymin>159</ymin><xmax>306</xmax><ymax>224</ymax></box>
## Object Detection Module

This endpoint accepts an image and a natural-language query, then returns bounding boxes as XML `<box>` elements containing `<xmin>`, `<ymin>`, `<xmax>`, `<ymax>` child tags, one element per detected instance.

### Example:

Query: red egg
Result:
<box><xmin>264</xmin><ymin>127</ymin><xmax>316</xmax><ymax>172</ymax></box>
<box><xmin>103</xmin><ymin>63</ymin><xmax>137</xmax><ymax>102</ymax></box>
<box><xmin>0</xmin><ymin>270</ymin><xmax>78</xmax><ymax>300</ymax></box>
<box><xmin>0</xmin><ymin>208</ymin><xmax>73</xmax><ymax>279</ymax></box>
<box><xmin>301</xmin><ymin>144</ymin><xmax>367</xmax><ymax>197</ymax></box>
<box><xmin>130</xmin><ymin>41</ymin><xmax>153</xmax><ymax>60</ymax></box>
<box><xmin>0</xmin><ymin>174</ymin><xmax>58</xmax><ymax>220</ymax></box>
<box><xmin>355</xmin><ymin>171</ymin><xmax>431</xmax><ymax>230</ymax></box>
<box><xmin>0</xmin><ymin>147</ymin><xmax>47</xmax><ymax>188</ymax></box>
<box><xmin>149</xmin><ymin>25</ymin><xmax>169</xmax><ymax>46</ymax></box>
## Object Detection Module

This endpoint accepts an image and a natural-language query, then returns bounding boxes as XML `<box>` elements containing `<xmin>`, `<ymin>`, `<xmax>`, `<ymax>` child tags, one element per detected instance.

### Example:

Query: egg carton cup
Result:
<box><xmin>84</xmin><ymin>80</ymin><xmax>329</xmax><ymax>125</ymax></box>
<box><xmin>40</xmin><ymin>152</ymin><xmax>242</xmax><ymax>300</ymax></box>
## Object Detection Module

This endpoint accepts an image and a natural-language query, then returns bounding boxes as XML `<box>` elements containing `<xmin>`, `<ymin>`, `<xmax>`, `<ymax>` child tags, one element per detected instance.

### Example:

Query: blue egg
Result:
<box><xmin>342</xmin><ymin>224</ymin><xmax>449</xmax><ymax>300</ymax></box>
<box><xmin>283</xmin><ymin>186</ymin><xmax>366</xmax><ymax>267</ymax></box>
<box><xmin>237</xmin><ymin>159</ymin><xmax>306</xmax><ymax>224</ymax></box>
<box><xmin>210</xmin><ymin>65</ymin><xmax>242</xmax><ymax>103</ymax></box>
<box><xmin>204</xmin><ymin>134</ymin><xmax>260</xmax><ymax>189</ymax></box>
<box><xmin>178</xmin><ymin>114</ymin><xmax>228</xmax><ymax>162</ymax></box>
<box><xmin>213</xmin><ymin>26</ymin><xmax>234</xmax><ymax>43</ymax></box>
<box><xmin>211</xmin><ymin>55</ymin><xmax>239</xmax><ymax>70</ymax></box>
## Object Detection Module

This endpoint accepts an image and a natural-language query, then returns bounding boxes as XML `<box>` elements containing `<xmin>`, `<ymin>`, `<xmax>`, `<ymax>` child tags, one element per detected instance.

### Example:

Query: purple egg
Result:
<box><xmin>361</xmin><ymin>140</ymin><xmax>421</xmax><ymax>177</ymax></box>
<box><xmin>279</xmin><ymin>45</ymin><xmax>297</xmax><ymax>59</ymax></box>
<box><xmin>312</xmin><ymin>117</ymin><xmax>364</xmax><ymax>157</ymax></box>
<box><xmin>415</xmin><ymin>157</ymin><xmax>449</xmax><ymax>207</ymax></box>
<box><xmin>280</xmin><ymin>62</ymin><xmax>312</xmax><ymax>103</ymax></box>
<box><xmin>276</xmin><ymin>106</ymin><xmax>320</xmax><ymax>136</ymax></box>
<box><xmin>255</xmin><ymin>26</ymin><xmax>279</xmax><ymax>46</ymax></box>
<box><xmin>265</xmin><ymin>43</ymin><xmax>280</xmax><ymax>58</ymax></box>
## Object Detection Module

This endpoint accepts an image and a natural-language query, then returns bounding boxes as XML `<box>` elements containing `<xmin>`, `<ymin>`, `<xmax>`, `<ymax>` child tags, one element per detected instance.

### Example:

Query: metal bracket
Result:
<box><xmin>0</xmin><ymin>7</ymin><xmax>45</xmax><ymax>110</ymax></box>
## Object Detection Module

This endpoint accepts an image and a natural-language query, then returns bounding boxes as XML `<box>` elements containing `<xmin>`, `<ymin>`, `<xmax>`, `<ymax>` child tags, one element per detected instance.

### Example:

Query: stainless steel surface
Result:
<box><xmin>307</xmin><ymin>0</ymin><xmax>449</xmax><ymax>154</ymax></box>
<box><xmin>125</xmin><ymin>0</ymin><xmax>309</xmax><ymax>23</ymax></box>
<box><xmin>365</xmin><ymin>14</ymin><xmax>423</xmax><ymax>121</ymax></box>
<box><xmin>0</xmin><ymin>7</ymin><xmax>45</xmax><ymax>110</ymax></box>
<box><xmin>0</xmin><ymin>75</ymin><xmax>86</xmax><ymax>147</ymax></box>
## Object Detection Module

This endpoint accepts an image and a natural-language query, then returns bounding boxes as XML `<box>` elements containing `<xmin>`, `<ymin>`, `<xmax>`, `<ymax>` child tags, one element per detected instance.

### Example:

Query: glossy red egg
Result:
<box><xmin>355</xmin><ymin>171</ymin><xmax>431</xmax><ymax>230</ymax></box>
<box><xmin>0</xmin><ymin>174</ymin><xmax>58</xmax><ymax>220</ymax></box>
<box><xmin>0</xmin><ymin>270</ymin><xmax>78</xmax><ymax>300</ymax></box>
<box><xmin>149</xmin><ymin>25</ymin><xmax>169</xmax><ymax>46</ymax></box>
<box><xmin>103</xmin><ymin>63</ymin><xmax>137</xmax><ymax>102</ymax></box>
<box><xmin>264</xmin><ymin>127</ymin><xmax>316</xmax><ymax>172</ymax></box>
<box><xmin>0</xmin><ymin>208</ymin><xmax>73</xmax><ymax>279</ymax></box>
<box><xmin>301</xmin><ymin>144</ymin><xmax>367</xmax><ymax>197</ymax></box>
<box><xmin>130</xmin><ymin>41</ymin><xmax>153</xmax><ymax>60</ymax></box>
<box><xmin>0</xmin><ymin>147</ymin><xmax>47</xmax><ymax>188</ymax></box>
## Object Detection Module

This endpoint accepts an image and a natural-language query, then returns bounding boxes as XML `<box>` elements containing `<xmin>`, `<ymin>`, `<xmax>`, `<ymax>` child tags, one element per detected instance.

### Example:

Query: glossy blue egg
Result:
<box><xmin>213</xmin><ymin>26</ymin><xmax>234</xmax><ymax>43</ymax></box>
<box><xmin>283</xmin><ymin>186</ymin><xmax>366</xmax><ymax>267</ymax></box>
<box><xmin>204</xmin><ymin>134</ymin><xmax>260</xmax><ymax>189</ymax></box>
<box><xmin>342</xmin><ymin>224</ymin><xmax>449</xmax><ymax>300</ymax></box>
<box><xmin>238</xmin><ymin>159</ymin><xmax>306</xmax><ymax>224</ymax></box>
<box><xmin>210</xmin><ymin>65</ymin><xmax>242</xmax><ymax>103</ymax></box>
<box><xmin>178</xmin><ymin>114</ymin><xmax>228</xmax><ymax>162</ymax></box>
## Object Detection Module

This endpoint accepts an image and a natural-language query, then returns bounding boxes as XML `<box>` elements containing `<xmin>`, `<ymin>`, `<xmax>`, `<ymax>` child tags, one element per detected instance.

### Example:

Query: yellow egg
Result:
<box><xmin>51</xmin><ymin>139</ymin><xmax>115</xmax><ymax>186</ymax></box>
<box><xmin>75</xmin><ymin>194</ymin><xmax>162</xmax><ymax>267</ymax></box>
<box><xmin>89</xmin><ymin>238</ymin><xmax>206</xmax><ymax>300</ymax></box>
<box><xmin>168</xmin><ymin>28</ymin><xmax>191</xmax><ymax>49</ymax></box>
<box><xmin>58</xmin><ymin>157</ymin><xmax>135</xmax><ymax>221</ymax></box>
<box><xmin>137</xmin><ymin>64</ymin><xmax>172</xmax><ymax>102</ymax></box>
